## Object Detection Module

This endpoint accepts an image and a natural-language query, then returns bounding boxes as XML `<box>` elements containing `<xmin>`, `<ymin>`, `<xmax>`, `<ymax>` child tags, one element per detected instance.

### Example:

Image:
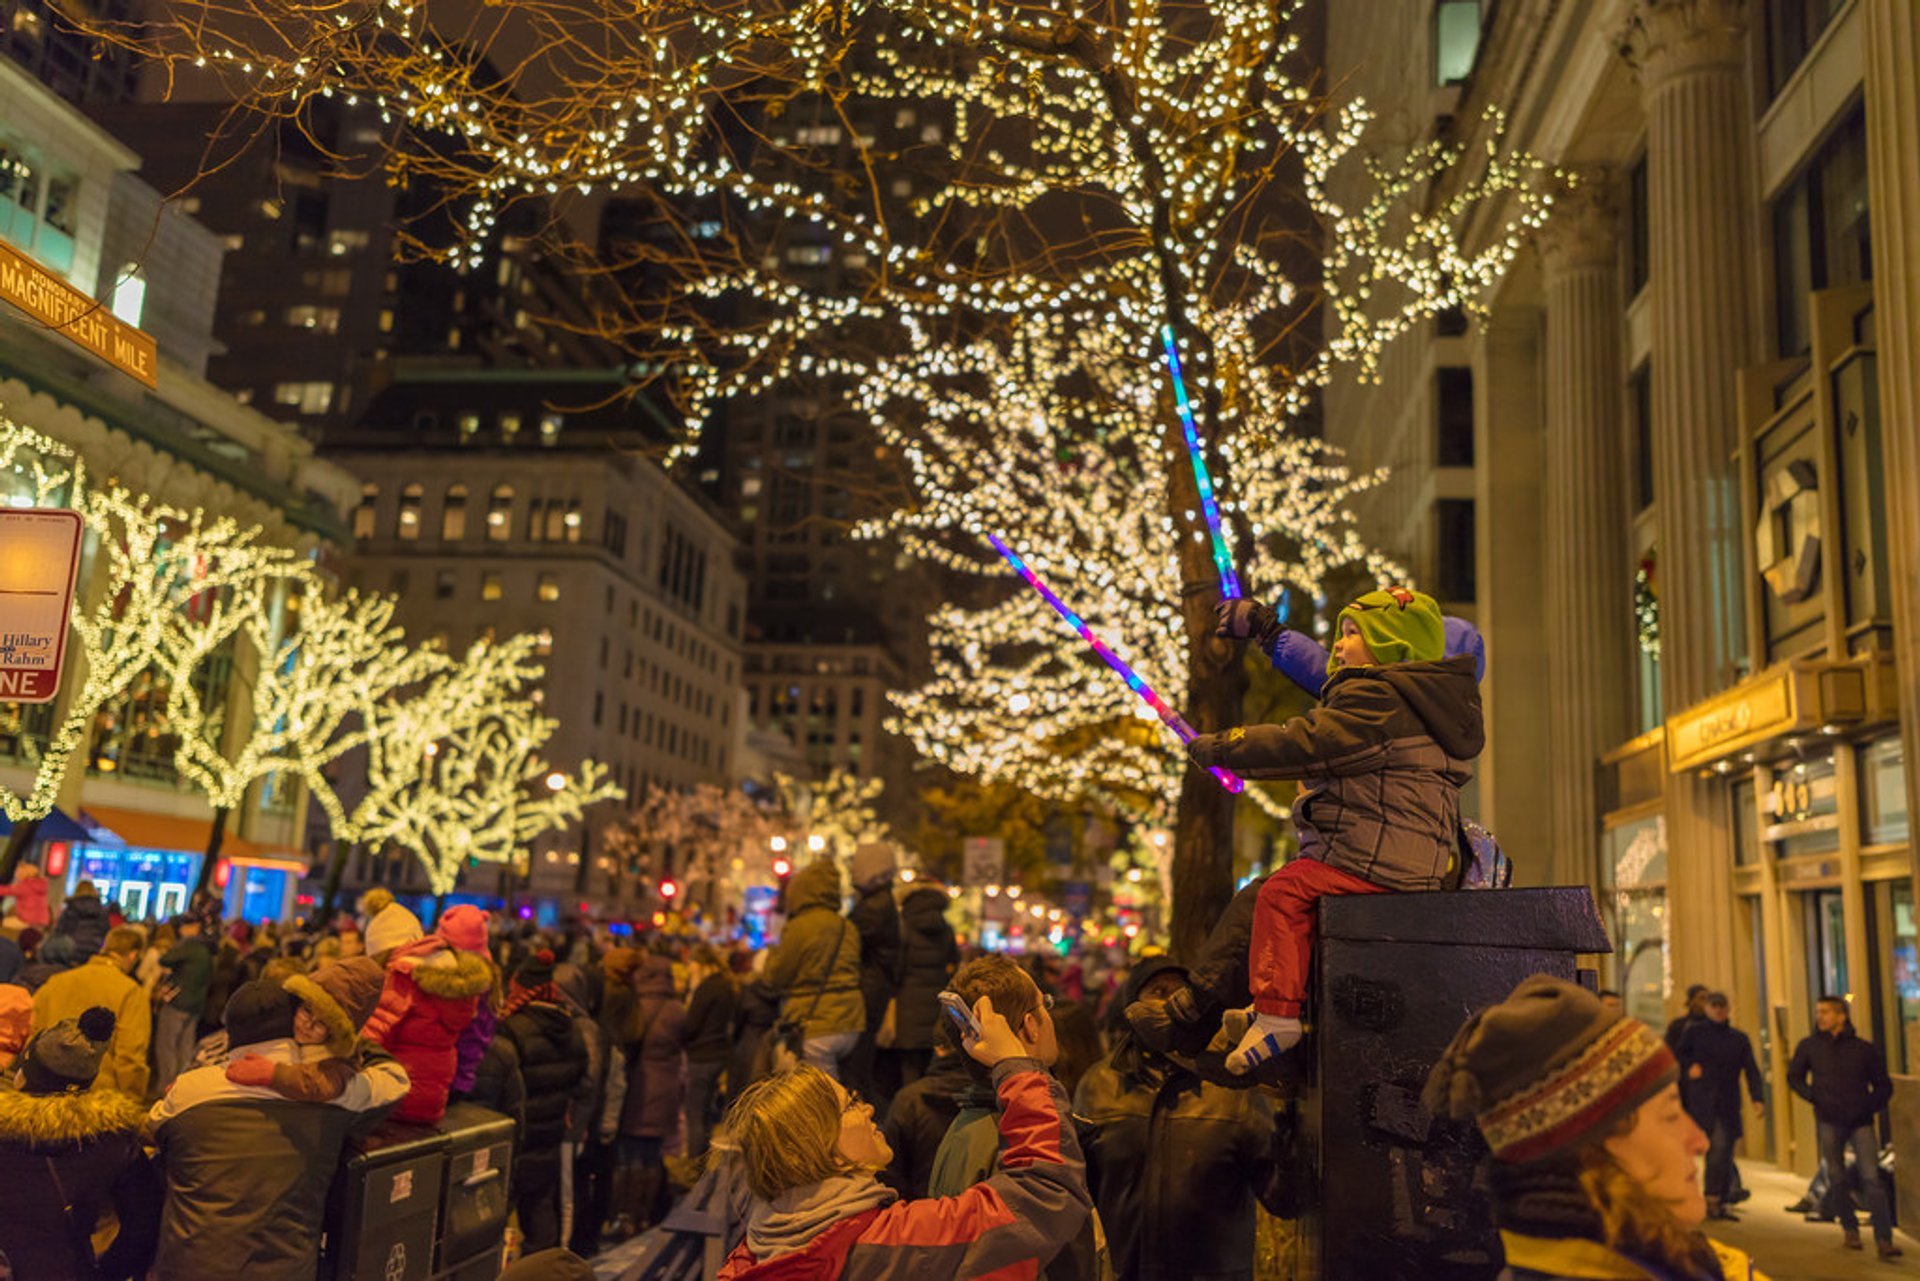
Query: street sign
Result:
<box><xmin>0</xmin><ymin>508</ymin><xmax>84</xmax><ymax>703</ymax></box>
<box><xmin>962</xmin><ymin>836</ymin><xmax>1005</xmax><ymax>887</ymax></box>
<box><xmin>0</xmin><ymin>240</ymin><xmax>158</xmax><ymax>388</ymax></box>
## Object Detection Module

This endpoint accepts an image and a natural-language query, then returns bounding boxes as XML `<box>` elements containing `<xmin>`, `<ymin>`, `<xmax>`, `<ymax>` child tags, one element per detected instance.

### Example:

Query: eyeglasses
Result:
<box><xmin>1039</xmin><ymin>993</ymin><xmax>1056</xmax><ymax>1012</ymax></box>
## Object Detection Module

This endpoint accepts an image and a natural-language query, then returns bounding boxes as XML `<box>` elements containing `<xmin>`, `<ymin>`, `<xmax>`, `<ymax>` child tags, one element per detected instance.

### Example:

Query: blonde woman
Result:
<box><xmin>716</xmin><ymin>995</ymin><xmax>1088</xmax><ymax>1280</ymax></box>
<box><xmin>1426</xmin><ymin>975</ymin><xmax>1768</xmax><ymax>1281</ymax></box>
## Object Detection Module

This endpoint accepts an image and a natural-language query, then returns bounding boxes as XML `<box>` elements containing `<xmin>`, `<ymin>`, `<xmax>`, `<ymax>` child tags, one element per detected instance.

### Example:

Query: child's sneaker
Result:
<box><xmin>1227</xmin><ymin>1011</ymin><xmax>1303</xmax><ymax>1075</ymax></box>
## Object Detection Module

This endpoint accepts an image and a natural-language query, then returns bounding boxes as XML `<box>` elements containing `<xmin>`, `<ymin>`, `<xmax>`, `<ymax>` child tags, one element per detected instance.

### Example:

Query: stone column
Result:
<box><xmin>1537</xmin><ymin>176</ymin><xmax>1632</xmax><ymax>892</ymax></box>
<box><xmin>1624</xmin><ymin>0</ymin><xmax>1757</xmax><ymax>993</ymax></box>
<box><xmin>1861</xmin><ymin>0</ymin><xmax>1920</xmax><ymax>899</ymax></box>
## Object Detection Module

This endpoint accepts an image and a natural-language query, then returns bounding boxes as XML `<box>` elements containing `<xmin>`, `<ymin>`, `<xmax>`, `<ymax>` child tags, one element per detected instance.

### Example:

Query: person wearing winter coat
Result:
<box><xmin>683</xmin><ymin>942</ymin><xmax>737</xmax><ymax>1158</ymax></box>
<box><xmin>1674</xmin><ymin>993</ymin><xmax>1764</xmax><ymax>1221</ymax></box>
<box><xmin>1074</xmin><ymin>958</ymin><xmax>1288</xmax><ymax>1281</ymax></box>
<box><xmin>602</xmin><ymin>950</ymin><xmax>688</xmax><ymax>1238</ymax></box>
<box><xmin>886</xmin><ymin>883</ymin><xmax>961</xmax><ymax>1089</ymax></box>
<box><xmin>881</xmin><ymin>1035</ymin><xmax>971</xmax><ymax>1198</ymax></box>
<box><xmin>1425</xmin><ymin>975</ymin><xmax>1768</xmax><ymax>1281</ymax></box>
<box><xmin>1187</xmin><ymin>587</ymin><xmax>1484</xmax><ymax>1074</ymax></box>
<box><xmin>1787</xmin><ymin>995</ymin><xmax>1899</xmax><ymax>1259</ymax></box>
<box><xmin>154</xmin><ymin>918</ymin><xmax>217</xmax><ymax>1093</ymax></box>
<box><xmin>765</xmin><ymin>858</ymin><xmax>864</xmax><ymax>1080</ymax></box>
<box><xmin>361</xmin><ymin>903</ymin><xmax>494</xmax><ymax>1125</ymax></box>
<box><xmin>50</xmin><ymin>879</ymin><xmax>111</xmax><ymax>964</ymax></box>
<box><xmin>715</xmin><ymin>992</ymin><xmax>1089</xmax><ymax>1281</ymax></box>
<box><xmin>472</xmin><ymin>949</ymin><xmax>591</xmax><ymax>1252</ymax></box>
<box><xmin>729</xmin><ymin>968</ymin><xmax>783</xmax><ymax>1094</ymax></box>
<box><xmin>0</xmin><ymin>1006</ymin><xmax>160</xmax><ymax>1281</ymax></box>
<box><xmin>30</xmin><ymin>926</ymin><xmax>150</xmax><ymax>1097</ymax></box>
<box><xmin>0</xmin><ymin>862</ymin><xmax>52</xmax><ymax>929</ymax></box>
<box><xmin>223</xmin><ymin>957</ymin><xmax>388</xmax><ymax>1102</ymax></box>
<box><xmin>846</xmin><ymin>843</ymin><xmax>901</xmax><ymax>1101</ymax></box>
<box><xmin>554</xmin><ymin>961</ymin><xmax>611</xmax><ymax>1257</ymax></box>
<box><xmin>148</xmin><ymin>980</ymin><xmax>412</xmax><ymax>1281</ymax></box>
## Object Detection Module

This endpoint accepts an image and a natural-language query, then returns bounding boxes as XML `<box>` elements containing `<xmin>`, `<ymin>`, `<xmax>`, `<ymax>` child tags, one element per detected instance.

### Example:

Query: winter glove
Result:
<box><xmin>1186</xmin><ymin>730</ymin><xmax>1240</xmax><ymax>770</ymax></box>
<box><xmin>1214</xmin><ymin>599</ymin><xmax>1285</xmax><ymax>650</ymax></box>
<box><xmin>226</xmin><ymin>1054</ymin><xmax>277</xmax><ymax>1088</ymax></box>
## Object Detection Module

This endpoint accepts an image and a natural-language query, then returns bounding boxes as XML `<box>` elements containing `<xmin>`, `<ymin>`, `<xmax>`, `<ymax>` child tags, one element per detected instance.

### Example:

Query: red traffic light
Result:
<box><xmin>772</xmin><ymin>856</ymin><xmax>793</xmax><ymax>878</ymax></box>
<box><xmin>659</xmin><ymin>878</ymin><xmax>679</xmax><ymax>900</ymax></box>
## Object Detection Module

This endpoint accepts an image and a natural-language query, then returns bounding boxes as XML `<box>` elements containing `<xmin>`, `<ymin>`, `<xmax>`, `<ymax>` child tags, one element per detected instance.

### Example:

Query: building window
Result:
<box><xmin>1629</xmin><ymin>363</ymin><xmax>1654</xmax><ymax>512</ymax></box>
<box><xmin>435</xmin><ymin>569</ymin><xmax>456</xmax><ymax>599</ymax></box>
<box><xmin>110</xmin><ymin>267</ymin><xmax>146</xmax><ymax>326</ymax></box>
<box><xmin>352</xmin><ymin>483</ymin><xmax>378</xmax><ymax>540</ymax></box>
<box><xmin>283</xmin><ymin>304</ymin><xmax>341</xmax><ymax>334</ymax></box>
<box><xmin>1771</xmin><ymin>107</ymin><xmax>1870</xmax><ymax>357</ymax></box>
<box><xmin>1861</xmin><ymin>736</ymin><xmax>1908</xmax><ymax>845</ymax></box>
<box><xmin>486</xmin><ymin>485</ymin><xmax>514</xmax><ymax>542</ymax></box>
<box><xmin>272</xmin><ymin>382</ymin><xmax>335</xmax><ymax>415</ymax></box>
<box><xmin>1763</xmin><ymin>0</ymin><xmax>1837</xmax><ymax>101</ymax></box>
<box><xmin>536</xmin><ymin>572</ymin><xmax>560</xmax><ymax>603</ymax></box>
<box><xmin>539</xmin><ymin>414</ymin><xmax>564</xmax><ymax>445</ymax></box>
<box><xmin>500</xmin><ymin>413</ymin><xmax>522</xmax><ymax>442</ymax></box>
<box><xmin>1626</xmin><ymin>155</ymin><xmax>1649</xmax><ymax>298</ymax></box>
<box><xmin>1435</xmin><ymin>498</ymin><xmax>1477</xmax><ymax>602</ymax></box>
<box><xmin>534</xmin><ymin>628</ymin><xmax>554</xmax><ymax>657</ymax></box>
<box><xmin>604</xmin><ymin>511</ymin><xmax>628</xmax><ymax>558</ymax></box>
<box><xmin>1435</xmin><ymin>368</ymin><xmax>1474</xmax><ymax>467</ymax></box>
<box><xmin>1433</xmin><ymin>0</ymin><xmax>1482</xmax><ymax>86</ymax></box>
<box><xmin>441</xmin><ymin>484</ymin><xmax>468</xmax><ymax>540</ymax></box>
<box><xmin>396</xmin><ymin>483</ymin><xmax>424</xmax><ymax>540</ymax></box>
<box><xmin>481</xmin><ymin>572</ymin><xmax>503</xmax><ymax>602</ymax></box>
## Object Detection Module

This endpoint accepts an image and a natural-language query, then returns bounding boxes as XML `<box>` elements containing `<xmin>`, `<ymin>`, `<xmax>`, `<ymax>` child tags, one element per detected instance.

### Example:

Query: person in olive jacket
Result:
<box><xmin>1787</xmin><ymin>995</ymin><xmax>1900</xmax><ymax>1259</ymax></box>
<box><xmin>1074</xmin><ymin>958</ymin><xmax>1288</xmax><ymax>1281</ymax></box>
<box><xmin>1674</xmin><ymin>992</ymin><xmax>1764</xmax><ymax>1220</ymax></box>
<box><xmin>764</xmin><ymin>858</ymin><xmax>863</xmax><ymax>1079</ymax></box>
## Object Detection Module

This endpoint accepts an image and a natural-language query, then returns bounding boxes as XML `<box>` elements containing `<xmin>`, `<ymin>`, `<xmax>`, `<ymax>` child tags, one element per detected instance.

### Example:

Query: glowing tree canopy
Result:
<box><xmin>603</xmin><ymin>781</ymin><xmax>782</xmax><ymax>903</ymax></box>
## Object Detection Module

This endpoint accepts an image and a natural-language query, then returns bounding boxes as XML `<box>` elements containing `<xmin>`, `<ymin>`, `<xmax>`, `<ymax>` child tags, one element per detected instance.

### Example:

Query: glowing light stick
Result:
<box><xmin>987</xmin><ymin>533</ymin><xmax>1244</xmax><ymax>795</ymax></box>
<box><xmin>1162</xmin><ymin>323</ymin><xmax>1241</xmax><ymax>601</ymax></box>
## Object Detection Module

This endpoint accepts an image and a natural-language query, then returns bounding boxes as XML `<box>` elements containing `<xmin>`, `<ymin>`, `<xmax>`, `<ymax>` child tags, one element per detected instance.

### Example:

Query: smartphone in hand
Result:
<box><xmin>938</xmin><ymin>989</ymin><xmax>982</xmax><ymax>1042</ymax></box>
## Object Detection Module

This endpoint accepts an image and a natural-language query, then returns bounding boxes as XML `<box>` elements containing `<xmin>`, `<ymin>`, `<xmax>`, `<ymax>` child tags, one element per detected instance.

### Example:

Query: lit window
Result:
<box><xmin>327</xmin><ymin>228</ymin><xmax>370</xmax><ymax>255</ymax></box>
<box><xmin>481</xmin><ymin>572</ymin><xmax>503</xmax><ymax>602</ymax></box>
<box><xmin>500</xmin><ymin>413</ymin><xmax>522</xmax><ymax>441</ymax></box>
<box><xmin>536</xmin><ymin>573</ymin><xmax>560</xmax><ymax>603</ymax></box>
<box><xmin>352</xmin><ymin>484</ymin><xmax>378</xmax><ymax>540</ymax></box>
<box><xmin>271</xmin><ymin>382</ymin><xmax>334</xmax><ymax>415</ymax></box>
<box><xmin>396</xmin><ymin>483</ymin><xmax>423</xmax><ymax>540</ymax></box>
<box><xmin>435</xmin><ymin>569</ymin><xmax>456</xmax><ymax>599</ymax></box>
<box><xmin>486</xmin><ymin>485</ymin><xmax>514</xmax><ymax>542</ymax></box>
<box><xmin>457</xmin><ymin>413</ymin><xmax>480</xmax><ymax>442</ymax></box>
<box><xmin>1434</xmin><ymin>0</ymin><xmax>1483</xmax><ymax>85</ymax></box>
<box><xmin>441</xmin><ymin>484</ymin><xmax>468</xmax><ymax>540</ymax></box>
<box><xmin>219</xmin><ymin>233</ymin><xmax>245</xmax><ymax>252</ymax></box>
<box><xmin>283</xmin><ymin>304</ymin><xmax>341</xmax><ymax>334</ymax></box>
<box><xmin>539</xmin><ymin>414</ymin><xmax>563</xmax><ymax>444</ymax></box>
<box><xmin>534</xmin><ymin>628</ymin><xmax>554</xmax><ymax>656</ymax></box>
<box><xmin>110</xmin><ymin>267</ymin><xmax>146</xmax><ymax>326</ymax></box>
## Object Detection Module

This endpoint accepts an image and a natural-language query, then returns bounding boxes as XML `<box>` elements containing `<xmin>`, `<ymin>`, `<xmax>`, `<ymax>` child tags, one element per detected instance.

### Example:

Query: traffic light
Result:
<box><xmin>659</xmin><ymin>877</ymin><xmax>679</xmax><ymax>901</ymax></box>
<box><xmin>772</xmin><ymin>856</ymin><xmax>793</xmax><ymax>879</ymax></box>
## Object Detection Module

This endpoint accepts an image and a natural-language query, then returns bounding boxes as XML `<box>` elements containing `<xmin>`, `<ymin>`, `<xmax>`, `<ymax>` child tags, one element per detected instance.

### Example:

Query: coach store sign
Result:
<box><xmin>1666</xmin><ymin>660</ymin><xmax>1869</xmax><ymax>774</ymax></box>
<box><xmin>0</xmin><ymin>238</ymin><xmax>157</xmax><ymax>388</ymax></box>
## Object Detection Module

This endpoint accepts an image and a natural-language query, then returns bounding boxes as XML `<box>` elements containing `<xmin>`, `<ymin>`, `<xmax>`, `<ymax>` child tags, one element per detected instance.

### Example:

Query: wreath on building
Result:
<box><xmin>1634</xmin><ymin>553</ymin><xmax>1660</xmax><ymax>660</ymax></box>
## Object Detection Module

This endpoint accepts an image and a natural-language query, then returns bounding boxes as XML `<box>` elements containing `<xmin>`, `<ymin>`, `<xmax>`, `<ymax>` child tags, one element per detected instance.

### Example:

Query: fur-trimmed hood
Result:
<box><xmin>0</xmin><ymin>1083</ymin><xmax>144</xmax><ymax>1149</ymax></box>
<box><xmin>404</xmin><ymin>949</ymin><xmax>495</xmax><ymax>1000</ymax></box>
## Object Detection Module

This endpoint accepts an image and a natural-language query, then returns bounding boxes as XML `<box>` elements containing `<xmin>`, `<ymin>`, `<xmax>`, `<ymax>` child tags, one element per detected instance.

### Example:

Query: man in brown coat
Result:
<box><xmin>30</xmin><ymin>926</ymin><xmax>150</xmax><ymax>1096</ymax></box>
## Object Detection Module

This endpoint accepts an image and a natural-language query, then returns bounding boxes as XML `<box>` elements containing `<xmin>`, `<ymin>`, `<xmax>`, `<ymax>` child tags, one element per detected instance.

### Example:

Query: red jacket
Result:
<box><xmin>362</xmin><ymin>940</ymin><xmax>493</xmax><ymax>1125</ymax></box>
<box><xmin>0</xmin><ymin>874</ymin><xmax>50</xmax><ymax>928</ymax></box>
<box><xmin>719</xmin><ymin>1060</ymin><xmax>1089</xmax><ymax>1281</ymax></box>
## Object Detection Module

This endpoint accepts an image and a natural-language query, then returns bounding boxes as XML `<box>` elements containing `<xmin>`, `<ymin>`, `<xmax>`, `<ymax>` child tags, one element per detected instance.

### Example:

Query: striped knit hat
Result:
<box><xmin>1423</xmin><ymin>975</ymin><xmax>1676</xmax><ymax>1165</ymax></box>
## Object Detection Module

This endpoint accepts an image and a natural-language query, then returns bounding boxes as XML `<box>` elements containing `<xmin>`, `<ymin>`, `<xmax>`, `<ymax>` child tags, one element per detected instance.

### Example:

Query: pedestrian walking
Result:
<box><xmin>764</xmin><ymin>859</ymin><xmax>864</xmax><ymax>1080</ymax></box>
<box><xmin>714</xmin><ymin>993</ymin><xmax>1090</xmax><ymax>1280</ymax></box>
<box><xmin>1675</xmin><ymin>991</ymin><xmax>1764</xmax><ymax>1220</ymax></box>
<box><xmin>1787</xmin><ymin>995</ymin><xmax>1901</xmax><ymax>1260</ymax></box>
<box><xmin>30</xmin><ymin>926</ymin><xmax>150</xmax><ymax>1097</ymax></box>
<box><xmin>1425</xmin><ymin>974</ymin><xmax>1768</xmax><ymax>1281</ymax></box>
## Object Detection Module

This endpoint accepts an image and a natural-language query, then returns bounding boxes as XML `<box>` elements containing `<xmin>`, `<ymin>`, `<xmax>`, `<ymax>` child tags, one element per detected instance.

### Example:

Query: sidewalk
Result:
<box><xmin>1706</xmin><ymin>1159</ymin><xmax>1915</xmax><ymax>1280</ymax></box>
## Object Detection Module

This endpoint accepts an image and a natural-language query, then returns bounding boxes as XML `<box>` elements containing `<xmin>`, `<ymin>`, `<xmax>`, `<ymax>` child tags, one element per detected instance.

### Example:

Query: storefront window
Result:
<box><xmin>1605</xmin><ymin>815</ymin><xmax>1669</xmax><ymax>1026</ymax></box>
<box><xmin>1873</xmin><ymin>880</ymin><xmax>1918</xmax><ymax>1074</ymax></box>
<box><xmin>1861</xmin><ymin>736</ymin><xmax>1908</xmax><ymax>845</ymax></box>
<box><xmin>1763</xmin><ymin>754</ymin><xmax>1840</xmax><ymax>858</ymax></box>
<box><xmin>1732</xmin><ymin>778</ymin><xmax>1760</xmax><ymax>865</ymax></box>
<box><xmin>68</xmin><ymin>845</ymin><xmax>198</xmax><ymax>923</ymax></box>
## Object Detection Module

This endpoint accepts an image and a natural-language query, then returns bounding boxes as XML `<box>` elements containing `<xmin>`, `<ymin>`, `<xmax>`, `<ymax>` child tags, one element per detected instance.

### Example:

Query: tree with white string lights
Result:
<box><xmin>69</xmin><ymin>0</ymin><xmax>1568</xmax><ymax>952</ymax></box>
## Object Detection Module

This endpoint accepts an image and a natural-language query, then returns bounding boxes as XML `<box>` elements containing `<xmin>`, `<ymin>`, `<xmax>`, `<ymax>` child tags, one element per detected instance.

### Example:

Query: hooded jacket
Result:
<box><xmin>847</xmin><ymin>882</ymin><xmax>901</xmax><ymax>1030</ymax></box>
<box><xmin>361</xmin><ymin>937</ymin><xmax>494</xmax><ymax>1125</ymax></box>
<box><xmin>1195</xmin><ymin>655</ymin><xmax>1484</xmax><ymax>891</ymax></box>
<box><xmin>1787</xmin><ymin>1024</ymin><xmax>1892</xmax><ymax>1131</ymax></box>
<box><xmin>766</xmin><ymin>861</ymin><xmax>864</xmax><ymax>1038</ymax></box>
<box><xmin>51</xmin><ymin>893</ymin><xmax>110</xmax><ymax>964</ymax></box>
<box><xmin>614</xmin><ymin>953</ymin><xmax>688</xmax><ymax>1138</ymax></box>
<box><xmin>890</xmin><ymin>888</ymin><xmax>960</xmax><ymax>1052</ymax></box>
<box><xmin>148</xmin><ymin>1037</ymin><xmax>410</xmax><ymax>1280</ymax></box>
<box><xmin>0</xmin><ymin>1083</ymin><xmax>147</xmax><ymax>1281</ymax></box>
<box><xmin>475</xmin><ymin>998</ymin><xmax>590</xmax><ymax>1188</ymax></box>
<box><xmin>718</xmin><ymin>1059</ymin><xmax>1089</xmax><ymax>1281</ymax></box>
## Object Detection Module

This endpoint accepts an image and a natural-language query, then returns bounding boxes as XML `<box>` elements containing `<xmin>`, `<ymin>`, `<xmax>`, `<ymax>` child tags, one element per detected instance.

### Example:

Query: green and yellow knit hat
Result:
<box><xmin>1330</xmin><ymin>586</ymin><xmax>1445</xmax><ymax>674</ymax></box>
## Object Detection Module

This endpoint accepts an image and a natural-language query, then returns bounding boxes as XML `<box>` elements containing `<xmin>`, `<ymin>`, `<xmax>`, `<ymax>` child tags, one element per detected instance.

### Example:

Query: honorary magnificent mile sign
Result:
<box><xmin>0</xmin><ymin>509</ymin><xmax>84</xmax><ymax>703</ymax></box>
<box><xmin>0</xmin><ymin>239</ymin><xmax>158</xmax><ymax>388</ymax></box>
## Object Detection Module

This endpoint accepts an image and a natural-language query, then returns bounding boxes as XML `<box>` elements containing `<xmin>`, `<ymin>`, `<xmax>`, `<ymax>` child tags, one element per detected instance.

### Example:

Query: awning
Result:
<box><xmin>77</xmin><ymin>806</ymin><xmax>270</xmax><ymax>861</ymax></box>
<box><xmin>0</xmin><ymin>806</ymin><xmax>119</xmax><ymax>846</ymax></box>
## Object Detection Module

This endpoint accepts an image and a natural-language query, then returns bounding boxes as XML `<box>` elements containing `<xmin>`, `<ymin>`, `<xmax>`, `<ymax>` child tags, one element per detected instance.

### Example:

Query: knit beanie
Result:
<box><xmin>513</xmin><ymin>947</ymin><xmax>557</xmax><ymax>993</ymax></box>
<box><xmin>1330</xmin><ymin>586</ymin><xmax>1446</xmax><ymax>675</ymax></box>
<box><xmin>436</xmin><ymin>905</ymin><xmax>490</xmax><ymax>955</ymax></box>
<box><xmin>850</xmin><ymin>842</ymin><xmax>896</xmax><ymax>889</ymax></box>
<box><xmin>286</xmin><ymin>956</ymin><xmax>387</xmax><ymax>1056</ymax></box>
<box><xmin>364</xmin><ymin>902</ymin><xmax>424</xmax><ymax>958</ymax></box>
<box><xmin>224</xmin><ymin>979</ymin><xmax>300</xmax><ymax>1048</ymax></box>
<box><xmin>17</xmin><ymin>1007</ymin><xmax>114</xmax><ymax>1095</ymax></box>
<box><xmin>1423</xmin><ymin>975</ymin><xmax>1676</xmax><ymax>1165</ymax></box>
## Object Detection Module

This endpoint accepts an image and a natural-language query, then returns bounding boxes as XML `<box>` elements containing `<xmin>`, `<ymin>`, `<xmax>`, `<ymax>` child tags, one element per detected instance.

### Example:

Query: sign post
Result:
<box><xmin>0</xmin><ymin>508</ymin><xmax>84</xmax><ymax>703</ymax></box>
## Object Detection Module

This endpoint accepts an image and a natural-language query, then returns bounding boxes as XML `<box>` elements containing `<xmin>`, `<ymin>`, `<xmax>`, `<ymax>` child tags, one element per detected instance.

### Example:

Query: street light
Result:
<box><xmin>806</xmin><ymin>834</ymin><xmax>826</xmax><ymax>853</ymax></box>
<box><xmin>770</xmin><ymin>835</ymin><xmax>788</xmax><ymax>853</ymax></box>
<box><xmin>545</xmin><ymin>771</ymin><xmax>567</xmax><ymax>792</ymax></box>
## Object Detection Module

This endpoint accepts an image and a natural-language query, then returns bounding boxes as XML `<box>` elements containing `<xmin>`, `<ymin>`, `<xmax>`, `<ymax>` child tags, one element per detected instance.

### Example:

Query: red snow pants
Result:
<box><xmin>1249</xmin><ymin>858</ymin><xmax>1391</xmax><ymax>1016</ymax></box>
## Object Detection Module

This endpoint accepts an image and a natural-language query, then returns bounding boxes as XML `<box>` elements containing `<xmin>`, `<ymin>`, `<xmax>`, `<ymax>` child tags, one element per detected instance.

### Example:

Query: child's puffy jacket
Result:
<box><xmin>362</xmin><ymin>938</ymin><xmax>494</xmax><ymax>1124</ymax></box>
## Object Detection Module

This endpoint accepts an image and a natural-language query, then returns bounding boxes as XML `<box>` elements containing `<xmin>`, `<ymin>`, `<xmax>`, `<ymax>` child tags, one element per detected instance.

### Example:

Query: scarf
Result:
<box><xmin>504</xmin><ymin>981</ymin><xmax>560</xmax><ymax>1021</ymax></box>
<box><xmin>745</xmin><ymin>1175</ymin><xmax>897</xmax><ymax>1262</ymax></box>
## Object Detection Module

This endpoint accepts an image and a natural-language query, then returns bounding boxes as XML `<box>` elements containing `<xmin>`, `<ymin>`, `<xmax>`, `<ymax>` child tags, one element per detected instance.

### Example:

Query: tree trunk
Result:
<box><xmin>317</xmin><ymin>841</ymin><xmax>358</xmax><ymax>920</ymax></box>
<box><xmin>193</xmin><ymin>806</ymin><xmax>230</xmax><ymax>898</ymax></box>
<box><xmin>0</xmin><ymin>818</ymin><xmax>43</xmax><ymax>883</ymax></box>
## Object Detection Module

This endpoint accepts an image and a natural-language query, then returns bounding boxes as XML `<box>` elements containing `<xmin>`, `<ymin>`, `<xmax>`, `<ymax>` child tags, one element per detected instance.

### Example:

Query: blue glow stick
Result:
<box><xmin>1162</xmin><ymin>323</ymin><xmax>1241</xmax><ymax>601</ymax></box>
<box><xmin>988</xmin><ymin>533</ymin><xmax>1244</xmax><ymax>795</ymax></box>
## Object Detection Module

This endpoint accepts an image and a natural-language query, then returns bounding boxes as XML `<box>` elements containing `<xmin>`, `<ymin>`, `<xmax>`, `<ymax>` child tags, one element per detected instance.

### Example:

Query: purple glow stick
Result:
<box><xmin>988</xmin><ymin>533</ymin><xmax>1244</xmax><ymax>795</ymax></box>
<box><xmin>1162</xmin><ymin>323</ymin><xmax>1241</xmax><ymax>600</ymax></box>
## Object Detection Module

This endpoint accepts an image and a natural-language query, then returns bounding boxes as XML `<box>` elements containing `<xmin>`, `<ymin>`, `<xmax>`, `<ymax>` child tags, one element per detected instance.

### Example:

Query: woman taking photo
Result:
<box><xmin>1425</xmin><ymin>975</ymin><xmax>1768</xmax><ymax>1281</ymax></box>
<box><xmin>716</xmin><ymin>995</ymin><xmax>1089</xmax><ymax>1280</ymax></box>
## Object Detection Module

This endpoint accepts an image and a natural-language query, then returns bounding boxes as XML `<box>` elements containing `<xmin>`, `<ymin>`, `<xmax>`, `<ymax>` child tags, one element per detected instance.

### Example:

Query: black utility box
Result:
<box><xmin>1308</xmin><ymin>886</ymin><xmax>1611</xmax><ymax>1281</ymax></box>
<box><xmin>319</xmin><ymin>1120</ymin><xmax>450</xmax><ymax>1281</ymax></box>
<box><xmin>434</xmin><ymin>1102</ymin><xmax>517</xmax><ymax>1281</ymax></box>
